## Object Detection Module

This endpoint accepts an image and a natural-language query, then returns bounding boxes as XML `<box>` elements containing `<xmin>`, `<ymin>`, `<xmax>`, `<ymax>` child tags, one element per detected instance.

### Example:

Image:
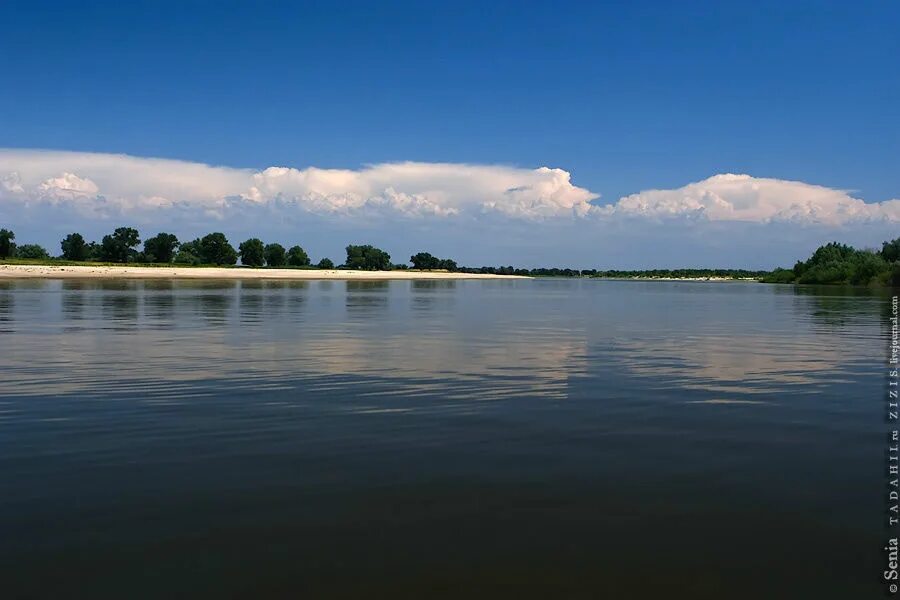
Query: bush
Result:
<box><xmin>16</xmin><ymin>244</ymin><xmax>50</xmax><ymax>260</ymax></box>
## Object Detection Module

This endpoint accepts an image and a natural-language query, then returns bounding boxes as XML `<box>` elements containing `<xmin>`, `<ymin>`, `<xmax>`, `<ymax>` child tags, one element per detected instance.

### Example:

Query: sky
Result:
<box><xmin>0</xmin><ymin>0</ymin><xmax>898</xmax><ymax>268</ymax></box>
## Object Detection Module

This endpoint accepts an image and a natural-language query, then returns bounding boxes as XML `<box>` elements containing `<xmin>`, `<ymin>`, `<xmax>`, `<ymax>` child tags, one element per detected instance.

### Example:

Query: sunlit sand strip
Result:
<box><xmin>0</xmin><ymin>264</ymin><xmax>529</xmax><ymax>280</ymax></box>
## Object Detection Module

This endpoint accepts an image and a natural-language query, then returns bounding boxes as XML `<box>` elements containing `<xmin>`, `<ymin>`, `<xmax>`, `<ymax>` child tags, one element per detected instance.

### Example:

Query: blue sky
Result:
<box><xmin>0</xmin><ymin>1</ymin><xmax>898</xmax><ymax>267</ymax></box>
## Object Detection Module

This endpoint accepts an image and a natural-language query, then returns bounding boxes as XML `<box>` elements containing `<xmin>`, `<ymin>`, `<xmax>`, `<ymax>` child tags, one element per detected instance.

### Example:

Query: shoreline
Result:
<box><xmin>0</xmin><ymin>263</ymin><xmax>529</xmax><ymax>280</ymax></box>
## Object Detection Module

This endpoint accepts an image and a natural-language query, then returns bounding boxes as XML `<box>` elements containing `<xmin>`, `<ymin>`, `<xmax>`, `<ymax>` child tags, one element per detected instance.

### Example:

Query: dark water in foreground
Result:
<box><xmin>0</xmin><ymin>278</ymin><xmax>889</xmax><ymax>598</ymax></box>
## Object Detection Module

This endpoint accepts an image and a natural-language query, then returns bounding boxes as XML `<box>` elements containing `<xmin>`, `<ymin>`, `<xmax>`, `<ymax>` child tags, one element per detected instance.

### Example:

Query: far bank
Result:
<box><xmin>0</xmin><ymin>264</ymin><xmax>529</xmax><ymax>281</ymax></box>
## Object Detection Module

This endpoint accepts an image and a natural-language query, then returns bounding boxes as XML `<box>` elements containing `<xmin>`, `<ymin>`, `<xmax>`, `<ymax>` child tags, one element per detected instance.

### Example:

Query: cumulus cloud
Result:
<box><xmin>605</xmin><ymin>173</ymin><xmax>900</xmax><ymax>225</ymax></box>
<box><xmin>0</xmin><ymin>150</ymin><xmax>897</xmax><ymax>233</ymax></box>
<box><xmin>0</xmin><ymin>149</ymin><xmax>597</xmax><ymax>221</ymax></box>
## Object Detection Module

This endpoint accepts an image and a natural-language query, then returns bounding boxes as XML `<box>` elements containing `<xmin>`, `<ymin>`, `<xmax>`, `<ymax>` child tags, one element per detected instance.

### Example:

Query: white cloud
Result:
<box><xmin>38</xmin><ymin>172</ymin><xmax>99</xmax><ymax>200</ymax></box>
<box><xmin>0</xmin><ymin>149</ymin><xmax>597</xmax><ymax>220</ymax></box>
<box><xmin>1</xmin><ymin>150</ymin><xmax>897</xmax><ymax>232</ymax></box>
<box><xmin>605</xmin><ymin>173</ymin><xmax>900</xmax><ymax>225</ymax></box>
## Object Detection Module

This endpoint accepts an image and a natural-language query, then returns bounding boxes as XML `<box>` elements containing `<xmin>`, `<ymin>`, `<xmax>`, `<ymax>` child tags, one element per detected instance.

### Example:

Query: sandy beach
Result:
<box><xmin>0</xmin><ymin>264</ymin><xmax>529</xmax><ymax>280</ymax></box>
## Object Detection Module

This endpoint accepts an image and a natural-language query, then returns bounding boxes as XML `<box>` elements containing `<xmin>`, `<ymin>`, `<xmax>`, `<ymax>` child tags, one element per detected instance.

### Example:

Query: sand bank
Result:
<box><xmin>0</xmin><ymin>264</ymin><xmax>529</xmax><ymax>280</ymax></box>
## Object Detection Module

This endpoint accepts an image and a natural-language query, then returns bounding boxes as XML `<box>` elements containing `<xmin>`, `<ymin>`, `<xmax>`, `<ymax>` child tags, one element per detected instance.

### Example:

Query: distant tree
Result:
<box><xmin>143</xmin><ymin>232</ymin><xmax>180</xmax><ymax>263</ymax></box>
<box><xmin>86</xmin><ymin>242</ymin><xmax>102</xmax><ymax>261</ymax></box>
<box><xmin>198</xmin><ymin>233</ymin><xmax>238</xmax><ymax>265</ymax></box>
<box><xmin>0</xmin><ymin>229</ymin><xmax>15</xmax><ymax>259</ymax></box>
<box><xmin>883</xmin><ymin>237</ymin><xmax>900</xmax><ymax>263</ymax></box>
<box><xmin>174</xmin><ymin>238</ymin><xmax>203</xmax><ymax>264</ymax></box>
<box><xmin>316</xmin><ymin>257</ymin><xmax>334</xmax><ymax>269</ymax></box>
<box><xmin>60</xmin><ymin>233</ymin><xmax>89</xmax><ymax>261</ymax></box>
<box><xmin>239</xmin><ymin>238</ymin><xmax>265</xmax><ymax>267</ymax></box>
<box><xmin>849</xmin><ymin>251</ymin><xmax>888</xmax><ymax>286</ymax></box>
<box><xmin>265</xmin><ymin>243</ymin><xmax>287</xmax><ymax>267</ymax></box>
<box><xmin>761</xmin><ymin>268</ymin><xmax>796</xmax><ymax>284</ymax></box>
<box><xmin>100</xmin><ymin>227</ymin><xmax>141</xmax><ymax>262</ymax></box>
<box><xmin>410</xmin><ymin>252</ymin><xmax>440</xmax><ymax>270</ymax></box>
<box><xmin>438</xmin><ymin>258</ymin><xmax>458</xmax><ymax>272</ymax></box>
<box><xmin>15</xmin><ymin>244</ymin><xmax>50</xmax><ymax>260</ymax></box>
<box><xmin>345</xmin><ymin>244</ymin><xmax>391</xmax><ymax>270</ymax></box>
<box><xmin>287</xmin><ymin>245</ymin><xmax>311</xmax><ymax>267</ymax></box>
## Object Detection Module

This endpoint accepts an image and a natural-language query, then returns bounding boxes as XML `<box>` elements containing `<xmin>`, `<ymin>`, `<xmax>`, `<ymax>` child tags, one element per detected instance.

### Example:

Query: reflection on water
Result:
<box><xmin>0</xmin><ymin>279</ymin><xmax>889</xmax><ymax>598</ymax></box>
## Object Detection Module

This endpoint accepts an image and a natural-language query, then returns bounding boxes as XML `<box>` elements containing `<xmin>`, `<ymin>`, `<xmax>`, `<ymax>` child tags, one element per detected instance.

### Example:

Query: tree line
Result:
<box><xmin>3</xmin><ymin>226</ymin><xmax>898</xmax><ymax>284</ymax></box>
<box><xmin>0</xmin><ymin>227</ymin><xmax>335</xmax><ymax>268</ymax></box>
<box><xmin>762</xmin><ymin>238</ymin><xmax>900</xmax><ymax>286</ymax></box>
<box><xmin>0</xmin><ymin>227</ymin><xmax>452</xmax><ymax>272</ymax></box>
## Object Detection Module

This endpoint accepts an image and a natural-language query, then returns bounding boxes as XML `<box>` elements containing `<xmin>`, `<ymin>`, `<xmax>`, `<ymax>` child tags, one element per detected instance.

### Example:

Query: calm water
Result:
<box><xmin>0</xmin><ymin>278</ymin><xmax>889</xmax><ymax>598</ymax></box>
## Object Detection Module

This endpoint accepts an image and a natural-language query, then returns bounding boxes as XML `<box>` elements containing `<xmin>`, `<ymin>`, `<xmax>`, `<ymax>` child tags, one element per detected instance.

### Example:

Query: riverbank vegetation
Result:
<box><xmin>1</xmin><ymin>226</ymin><xmax>898</xmax><ymax>285</ymax></box>
<box><xmin>761</xmin><ymin>239</ymin><xmax>900</xmax><ymax>286</ymax></box>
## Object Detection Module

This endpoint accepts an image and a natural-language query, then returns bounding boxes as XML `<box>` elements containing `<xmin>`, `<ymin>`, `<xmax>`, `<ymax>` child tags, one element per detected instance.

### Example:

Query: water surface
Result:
<box><xmin>0</xmin><ymin>279</ymin><xmax>888</xmax><ymax>598</ymax></box>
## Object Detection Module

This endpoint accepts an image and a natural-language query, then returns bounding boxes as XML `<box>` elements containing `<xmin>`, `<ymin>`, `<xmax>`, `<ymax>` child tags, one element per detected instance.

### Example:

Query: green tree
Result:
<box><xmin>883</xmin><ymin>237</ymin><xmax>900</xmax><ymax>263</ymax></box>
<box><xmin>438</xmin><ymin>258</ymin><xmax>458</xmax><ymax>272</ymax></box>
<box><xmin>849</xmin><ymin>251</ymin><xmax>888</xmax><ymax>286</ymax></box>
<box><xmin>761</xmin><ymin>268</ymin><xmax>796</xmax><ymax>284</ymax></box>
<box><xmin>16</xmin><ymin>244</ymin><xmax>50</xmax><ymax>260</ymax></box>
<box><xmin>199</xmin><ymin>233</ymin><xmax>237</xmax><ymax>265</ymax></box>
<box><xmin>100</xmin><ymin>227</ymin><xmax>141</xmax><ymax>263</ymax></box>
<box><xmin>316</xmin><ymin>257</ymin><xmax>334</xmax><ymax>269</ymax></box>
<box><xmin>345</xmin><ymin>244</ymin><xmax>391</xmax><ymax>270</ymax></box>
<box><xmin>86</xmin><ymin>242</ymin><xmax>102</xmax><ymax>261</ymax></box>
<box><xmin>143</xmin><ymin>232</ymin><xmax>180</xmax><ymax>263</ymax></box>
<box><xmin>174</xmin><ymin>238</ymin><xmax>203</xmax><ymax>264</ymax></box>
<box><xmin>0</xmin><ymin>229</ymin><xmax>15</xmax><ymax>259</ymax></box>
<box><xmin>287</xmin><ymin>245</ymin><xmax>311</xmax><ymax>267</ymax></box>
<box><xmin>239</xmin><ymin>238</ymin><xmax>265</xmax><ymax>267</ymax></box>
<box><xmin>265</xmin><ymin>243</ymin><xmax>287</xmax><ymax>267</ymax></box>
<box><xmin>61</xmin><ymin>233</ymin><xmax>89</xmax><ymax>261</ymax></box>
<box><xmin>410</xmin><ymin>252</ymin><xmax>440</xmax><ymax>270</ymax></box>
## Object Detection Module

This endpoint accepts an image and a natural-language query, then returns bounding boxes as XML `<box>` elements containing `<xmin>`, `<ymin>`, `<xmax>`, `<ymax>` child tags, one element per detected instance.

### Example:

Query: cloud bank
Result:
<box><xmin>606</xmin><ymin>173</ymin><xmax>900</xmax><ymax>225</ymax></box>
<box><xmin>0</xmin><ymin>149</ymin><xmax>897</xmax><ymax>269</ymax></box>
<box><xmin>0</xmin><ymin>149</ymin><xmax>597</xmax><ymax>221</ymax></box>
<box><xmin>1</xmin><ymin>149</ymin><xmax>897</xmax><ymax>227</ymax></box>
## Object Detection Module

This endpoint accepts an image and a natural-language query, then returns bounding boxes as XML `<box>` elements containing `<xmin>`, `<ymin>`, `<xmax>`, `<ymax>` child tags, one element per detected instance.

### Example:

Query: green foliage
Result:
<box><xmin>883</xmin><ymin>237</ymin><xmax>900</xmax><ymax>263</ymax></box>
<box><xmin>61</xmin><ymin>233</ymin><xmax>89</xmax><ymax>261</ymax></box>
<box><xmin>345</xmin><ymin>244</ymin><xmax>391</xmax><ymax>270</ymax></box>
<box><xmin>0</xmin><ymin>228</ymin><xmax>15</xmax><ymax>259</ymax></box>
<box><xmin>287</xmin><ymin>245</ymin><xmax>311</xmax><ymax>267</ymax></box>
<box><xmin>239</xmin><ymin>238</ymin><xmax>265</xmax><ymax>267</ymax></box>
<box><xmin>265</xmin><ymin>243</ymin><xmax>286</xmax><ymax>267</ymax></box>
<box><xmin>316</xmin><ymin>257</ymin><xmax>334</xmax><ymax>269</ymax></box>
<box><xmin>764</xmin><ymin>239</ymin><xmax>900</xmax><ymax>286</ymax></box>
<box><xmin>15</xmin><ymin>244</ymin><xmax>50</xmax><ymax>260</ymax></box>
<box><xmin>760</xmin><ymin>268</ymin><xmax>796</xmax><ymax>284</ymax></box>
<box><xmin>84</xmin><ymin>242</ymin><xmax>101</xmax><ymax>261</ymax></box>
<box><xmin>793</xmin><ymin>242</ymin><xmax>891</xmax><ymax>285</ymax></box>
<box><xmin>174</xmin><ymin>238</ymin><xmax>203</xmax><ymax>265</ymax></box>
<box><xmin>100</xmin><ymin>227</ymin><xmax>141</xmax><ymax>262</ymax></box>
<box><xmin>409</xmin><ymin>251</ymin><xmax>458</xmax><ymax>271</ymax></box>
<box><xmin>410</xmin><ymin>252</ymin><xmax>440</xmax><ymax>269</ymax></box>
<box><xmin>199</xmin><ymin>233</ymin><xmax>237</xmax><ymax>265</ymax></box>
<box><xmin>143</xmin><ymin>232</ymin><xmax>180</xmax><ymax>263</ymax></box>
<box><xmin>848</xmin><ymin>251</ymin><xmax>888</xmax><ymax>286</ymax></box>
